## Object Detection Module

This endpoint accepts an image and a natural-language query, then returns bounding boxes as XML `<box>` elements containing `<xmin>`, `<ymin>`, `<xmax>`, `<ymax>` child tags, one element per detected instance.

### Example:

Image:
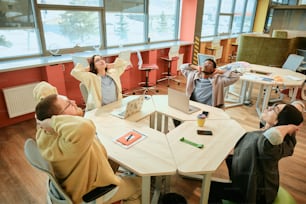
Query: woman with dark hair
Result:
<box><xmin>71</xmin><ymin>55</ymin><xmax>129</xmax><ymax>111</ymax></box>
<box><xmin>208</xmin><ymin>103</ymin><xmax>304</xmax><ymax>204</ymax></box>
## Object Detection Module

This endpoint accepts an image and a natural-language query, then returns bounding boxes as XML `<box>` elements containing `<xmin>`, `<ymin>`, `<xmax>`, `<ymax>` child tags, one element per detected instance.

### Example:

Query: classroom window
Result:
<box><xmin>105</xmin><ymin>0</ymin><xmax>145</xmax><ymax>47</ymax></box>
<box><xmin>0</xmin><ymin>0</ymin><xmax>40</xmax><ymax>59</ymax></box>
<box><xmin>1</xmin><ymin>0</ymin><xmax>180</xmax><ymax>60</ymax></box>
<box><xmin>201</xmin><ymin>0</ymin><xmax>257</xmax><ymax>38</ymax></box>
<box><xmin>148</xmin><ymin>0</ymin><xmax>179</xmax><ymax>42</ymax></box>
<box><xmin>36</xmin><ymin>0</ymin><xmax>103</xmax><ymax>7</ymax></box>
<box><xmin>41</xmin><ymin>10</ymin><xmax>102</xmax><ymax>52</ymax></box>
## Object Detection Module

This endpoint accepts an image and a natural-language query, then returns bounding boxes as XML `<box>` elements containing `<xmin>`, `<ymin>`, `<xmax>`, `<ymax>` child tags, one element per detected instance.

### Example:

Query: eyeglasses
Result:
<box><xmin>267</xmin><ymin>103</ymin><xmax>280</xmax><ymax>114</ymax></box>
<box><xmin>59</xmin><ymin>100</ymin><xmax>73</xmax><ymax>114</ymax></box>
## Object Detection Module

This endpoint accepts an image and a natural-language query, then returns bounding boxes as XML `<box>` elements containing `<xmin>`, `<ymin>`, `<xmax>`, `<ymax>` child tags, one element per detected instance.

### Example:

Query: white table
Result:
<box><xmin>85</xmin><ymin>95</ymin><xmax>245</xmax><ymax>204</ymax></box>
<box><xmin>166</xmin><ymin>120</ymin><xmax>246</xmax><ymax>204</ymax></box>
<box><xmin>225</xmin><ymin>64</ymin><xmax>306</xmax><ymax>116</ymax></box>
<box><xmin>151</xmin><ymin>95</ymin><xmax>230</xmax><ymax>133</ymax></box>
<box><xmin>85</xmin><ymin>107</ymin><xmax>176</xmax><ymax>204</ymax></box>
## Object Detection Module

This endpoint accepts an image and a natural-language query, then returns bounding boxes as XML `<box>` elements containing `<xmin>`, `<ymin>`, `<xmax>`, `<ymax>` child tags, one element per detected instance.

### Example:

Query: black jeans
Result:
<box><xmin>208</xmin><ymin>155</ymin><xmax>243</xmax><ymax>203</ymax></box>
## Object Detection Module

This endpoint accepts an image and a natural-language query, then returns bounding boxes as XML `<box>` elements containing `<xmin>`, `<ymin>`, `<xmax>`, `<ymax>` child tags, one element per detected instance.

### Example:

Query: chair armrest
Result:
<box><xmin>82</xmin><ymin>184</ymin><xmax>117</xmax><ymax>202</ymax></box>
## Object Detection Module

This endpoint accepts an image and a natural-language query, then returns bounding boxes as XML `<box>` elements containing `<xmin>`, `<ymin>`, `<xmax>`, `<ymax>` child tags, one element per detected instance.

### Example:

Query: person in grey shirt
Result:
<box><xmin>173</xmin><ymin>59</ymin><xmax>242</xmax><ymax>126</ymax></box>
<box><xmin>180</xmin><ymin>59</ymin><xmax>242</xmax><ymax>108</ymax></box>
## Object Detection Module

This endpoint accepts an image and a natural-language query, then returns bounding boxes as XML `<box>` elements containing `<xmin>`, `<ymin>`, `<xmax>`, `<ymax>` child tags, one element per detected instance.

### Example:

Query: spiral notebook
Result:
<box><xmin>113</xmin><ymin>130</ymin><xmax>147</xmax><ymax>148</ymax></box>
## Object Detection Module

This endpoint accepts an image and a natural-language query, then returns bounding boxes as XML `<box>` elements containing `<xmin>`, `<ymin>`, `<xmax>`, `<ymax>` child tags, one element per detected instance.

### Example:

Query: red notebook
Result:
<box><xmin>114</xmin><ymin>130</ymin><xmax>146</xmax><ymax>148</ymax></box>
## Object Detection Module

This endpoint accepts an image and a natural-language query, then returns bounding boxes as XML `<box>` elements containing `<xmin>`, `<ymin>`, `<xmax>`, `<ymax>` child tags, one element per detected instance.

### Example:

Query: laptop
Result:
<box><xmin>111</xmin><ymin>96</ymin><xmax>145</xmax><ymax>119</ymax></box>
<box><xmin>168</xmin><ymin>88</ymin><xmax>200</xmax><ymax>114</ymax></box>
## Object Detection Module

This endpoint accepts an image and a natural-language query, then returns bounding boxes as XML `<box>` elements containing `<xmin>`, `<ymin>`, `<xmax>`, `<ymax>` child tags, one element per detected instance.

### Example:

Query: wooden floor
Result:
<box><xmin>0</xmin><ymin>75</ymin><xmax>305</xmax><ymax>204</ymax></box>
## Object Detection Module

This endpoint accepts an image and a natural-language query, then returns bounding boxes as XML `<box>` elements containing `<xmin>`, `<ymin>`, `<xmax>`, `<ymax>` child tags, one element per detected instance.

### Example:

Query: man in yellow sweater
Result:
<box><xmin>34</xmin><ymin>86</ymin><xmax>141</xmax><ymax>203</ymax></box>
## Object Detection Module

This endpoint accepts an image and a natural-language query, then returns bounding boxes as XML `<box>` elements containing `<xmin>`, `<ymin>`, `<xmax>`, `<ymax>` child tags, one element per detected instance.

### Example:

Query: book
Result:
<box><xmin>113</xmin><ymin>129</ymin><xmax>147</xmax><ymax>149</ymax></box>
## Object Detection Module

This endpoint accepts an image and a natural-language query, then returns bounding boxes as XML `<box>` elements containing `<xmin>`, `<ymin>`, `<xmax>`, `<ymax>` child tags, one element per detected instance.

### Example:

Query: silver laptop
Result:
<box><xmin>168</xmin><ymin>88</ymin><xmax>200</xmax><ymax>114</ymax></box>
<box><xmin>111</xmin><ymin>96</ymin><xmax>145</xmax><ymax>119</ymax></box>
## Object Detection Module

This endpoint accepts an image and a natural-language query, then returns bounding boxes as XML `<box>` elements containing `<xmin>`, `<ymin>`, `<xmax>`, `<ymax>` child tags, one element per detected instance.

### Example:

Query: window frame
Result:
<box><xmin>201</xmin><ymin>0</ymin><xmax>257</xmax><ymax>39</ymax></box>
<box><xmin>0</xmin><ymin>0</ymin><xmax>181</xmax><ymax>61</ymax></box>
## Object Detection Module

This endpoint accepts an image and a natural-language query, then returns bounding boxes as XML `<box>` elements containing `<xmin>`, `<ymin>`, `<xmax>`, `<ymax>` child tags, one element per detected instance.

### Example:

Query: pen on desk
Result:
<box><xmin>126</xmin><ymin>134</ymin><xmax>133</xmax><ymax>141</ymax></box>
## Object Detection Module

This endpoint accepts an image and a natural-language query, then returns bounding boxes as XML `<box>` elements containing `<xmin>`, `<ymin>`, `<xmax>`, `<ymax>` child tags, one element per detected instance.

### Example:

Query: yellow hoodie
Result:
<box><xmin>36</xmin><ymin>115</ymin><xmax>121</xmax><ymax>203</ymax></box>
<box><xmin>33</xmin><ymin>81</ymin><xmax>120</xmax><ymax>203</ymax></box>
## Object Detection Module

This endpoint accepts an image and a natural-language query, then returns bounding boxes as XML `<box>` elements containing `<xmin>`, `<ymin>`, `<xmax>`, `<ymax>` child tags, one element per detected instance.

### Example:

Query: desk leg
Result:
<box><xmin>255</xmin><ymin>84</ymin><xmax>264</xmax><ymax>117</ymax></box>
<box><xmin>156</xmin><ymin>113</ymin><xmax>163</xmax><ymax>132</ymax></box>
<box><xmin>262</xmin><ymin>85</ymin><xmax>272</xmax><ymax>113</ymax></box>
<box><xmin>224</xmin><ymin>81</ymin><xmax>245</xmax><ymax>108</ymax></box>
<box><xmin>142</xmin><ymin>176</ymin><xmax>151</xmax><ymax>204</ymax></box>
<box><xmin>200</xmin><ymin>173</ymin><xmax>212</xmax><ymax>204</ymax></box>
<box><xmin>244</xmin><ymin>82</ymin><xmax>253</xmax><ymax>103</ymax></box>
<box><xmin>163</xmin><ymin>116</ymin><xmax>168</xmax><ymax>133</ymax></box>
<box><xmin>256</xmin><ymin>85</ymin><xmax>272</xmax><ymax>117</ymax></box>
<box><xmin>290</xmin><ymin>86</ymin><xmax>299</xmax><ymax>102</ymax></box>
<box><xmin>150</xmin><ymin>113</ymin><xmax>156</xmax><ymax>129</ymax></box>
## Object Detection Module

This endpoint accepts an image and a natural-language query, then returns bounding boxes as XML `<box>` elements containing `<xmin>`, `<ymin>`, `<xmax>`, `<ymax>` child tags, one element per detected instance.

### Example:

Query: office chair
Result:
<box><xmin>270</xmin><ymin>54</ymin><xmax>304</xmax><ymax>102</ymax></box>
<box><xmin>118</xmin><ymin>50</ymin><xmax>133</xmax><ymax>97</ymax></box>
<box><xmin>132</xmin><ymin>50</ymin><xmax>159</xmax><ymax>95</ymax></box>
<box><xmin>79</xmin><ymin>83</ymin><xmax>88</xmax><ymax>104</ymax></box>
<box><xmin>24</xmin><ymin>138</ymin><xmax>119</xmax><ymax>204</ymax></box>
<box><xmin>157</xmin><ymin>45</ymin><xmax>181</xmax><ymax>87</ymax></box>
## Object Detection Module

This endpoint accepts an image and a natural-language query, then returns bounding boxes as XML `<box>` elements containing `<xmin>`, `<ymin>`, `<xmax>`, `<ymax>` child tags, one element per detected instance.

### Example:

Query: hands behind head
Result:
<box><xmin>277</xmin><ymin>124</ymin><xmax>302</xmax><ymax>137</ymax></box>
<box><xmin>106</xmin><ymin>63</ymin><xmax>114</xmax><ymax>69</ymax></box>
<box><xmin>36</xmin><ymin>118</ymin><xmax>56</xmax><ymax>134</ymax></box>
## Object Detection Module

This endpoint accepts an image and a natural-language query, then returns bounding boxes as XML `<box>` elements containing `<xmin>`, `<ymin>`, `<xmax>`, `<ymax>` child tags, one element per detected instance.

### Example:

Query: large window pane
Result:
<box><xmin>0</xmin><ymin>29</ymin><xmax>40</xmax><ymax>59</ymax></box>
<box><xmin>105</xmin><ymin>13</ymin><xmax>145</xmax><ymax>47</ymax></box>
<box><xmin>242</xmin><ymin>0</ymin><xmax>256</xmax><ymax>33</ymax></box>
<box><xmin>202</xmin><ymin>0</ymin><xmax>257</xmax><ymax>38</ymax></box>
<box><xmin>232</xmin><ymin>0</ymin><xmax>246</xmax><ymax>34</ymax></box>
<box><xmin>218</xmin><ymin>15</ymin><xmax>231</xmax><ymax>35</ymax></box>
<box><xmin>40</xmin><ymin>10</ymin><xmax>101</xmax><ymax>51</ymax></box>
<box><xmin>220</xmin><ymin>0</ymin><xmax>233</xmax><ymax>13</ymax></box>
<box><xmin>0</xmin><ymin>0</ymin><xmax>39</xmax><ymax>59</ymax></box>
<box><xmin>105</xmin><ymin>0</ymin><xmax>145</xmax><ymax>46</ymax></box>
<box><xmin>202</xmin><ymin>0</ymin><xmax>219</xmax><ymax>37</ymax></box>
<box><xmin>37</xmin><ymin>0</ymin><xmax>102</xmax><ymax>7</ymax></box>
<box><xmin>148</xmin><ymin>0</ymin><xmax>178</xmax><ymax>42</ymax></box>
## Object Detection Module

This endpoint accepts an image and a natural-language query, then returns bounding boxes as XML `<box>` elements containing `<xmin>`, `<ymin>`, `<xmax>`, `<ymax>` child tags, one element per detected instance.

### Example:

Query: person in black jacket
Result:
<box><xmin>209</xmin><ymin>103</ymin><xmax>303</xmax><ymax>204</ymax></box>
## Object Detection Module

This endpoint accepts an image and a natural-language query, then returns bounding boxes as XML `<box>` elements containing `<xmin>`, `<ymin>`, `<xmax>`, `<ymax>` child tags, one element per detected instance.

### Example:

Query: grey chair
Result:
<box><xmin>24</xmin><ymin>138</ymin><xmax>118</xmax><ymax>204</ymax></box>
<box><xmin>79</xmin><ymin>83</ymin><xmax>88</xmax><ymax>104</ymax></box>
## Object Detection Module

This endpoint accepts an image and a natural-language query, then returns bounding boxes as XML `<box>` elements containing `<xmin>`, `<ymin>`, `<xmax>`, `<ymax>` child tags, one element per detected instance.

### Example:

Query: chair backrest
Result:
<box><xmin>72</xmin><ymin>56</ymin><xmax>89</xmax><ymax>68</ymax></box>
<box><xmin>136</xmin><ymin>50</ymin><xmax>143</xmax><ymax>69</ymax></box>
<box><xmin>282</xmin><ymin>54</ymin><xmax>304</xmax><ymax>71</ymax></box>
<box><xmin>118</xmin><ymin>50</ymin><xmax>132</xmax><ymax>67</ymax></box>
<box><xmin>24</xmin><ymin>138</ymin><xmax>73</xmax><ymax>204</ymax></box>
<box><xmin>211</xmin><ymin>37</ymin><xmax>221</xmax><ymax>48</ymax></box>
<box><xmin>79</xmin><ymin>83</ymin><xmax>88</xmax><ymax>103</ymax></box>
<box><xmin>168</xmin><ymin>45</ymin><xmax>180</xmax><ymax>59</ymax></box>
<box><xmin>198</xmin><ymin>53</ymin><xmax>216</xmax><ymax>66</ymax></box>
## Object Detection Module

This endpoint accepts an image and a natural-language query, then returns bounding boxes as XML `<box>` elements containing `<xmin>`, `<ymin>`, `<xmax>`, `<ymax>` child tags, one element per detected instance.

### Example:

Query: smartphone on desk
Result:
<box><xmin>197</xmin><ymin>130</ymin><xmax>213</xmax><ymax>135</ymax></box>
